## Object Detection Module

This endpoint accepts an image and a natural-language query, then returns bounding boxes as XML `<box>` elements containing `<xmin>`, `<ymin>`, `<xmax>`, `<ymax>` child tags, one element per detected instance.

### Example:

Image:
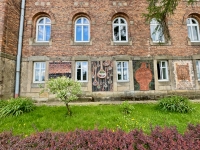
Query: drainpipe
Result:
<box><xmin>15</xmin><ymin>0</ymin><xmax>26</xmax><ymax>98</ymax></box>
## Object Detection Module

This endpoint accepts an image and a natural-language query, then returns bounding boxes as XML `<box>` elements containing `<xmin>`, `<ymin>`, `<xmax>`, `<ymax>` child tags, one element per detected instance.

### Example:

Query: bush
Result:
<box><xmin>158</xmin><ymin>96</ymin><xmax>194</xmax><ymax>113</ymax></box>
<box><xmin>0</xmin><ymin>97</ymin><xmax>35</xmax><ymax>117</ymax></box>
<box><xmin>120</xmin><ymin>101</ymin><xmax>134</xmax><ymax>115</ymax></box>
<box><xmin>0</xmin><ymin>124</ymin><xmax>199</xmax><ymax>149</ymax></box>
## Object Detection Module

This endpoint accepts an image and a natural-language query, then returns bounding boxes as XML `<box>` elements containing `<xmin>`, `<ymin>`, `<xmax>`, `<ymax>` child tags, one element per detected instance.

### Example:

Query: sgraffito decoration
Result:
<box><xmin>173</xmin><ymin>60</ymin><xmax>195</xmax><ymax>90</ymax></box>
<box><xmin>133</xmin><ymin>60</ymin><xmax>155</xmax><ymax>91</ymax></box>
<box><xmin>92</xmin><ymin>60</ymin><xmax>113</xmax><ymax>92</ymax></box>
<box><xmin>49</xmin><ymin>61</ymin><xmax>71</xmax><ymax>79</ymax></box>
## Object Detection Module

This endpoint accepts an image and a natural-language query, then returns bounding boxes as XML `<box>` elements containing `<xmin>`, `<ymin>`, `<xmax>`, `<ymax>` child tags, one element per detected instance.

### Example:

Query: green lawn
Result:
<box><xmin>0</xmin><ymin>103</ymin><xmax>200</xmax><ymax>136</ymax></box>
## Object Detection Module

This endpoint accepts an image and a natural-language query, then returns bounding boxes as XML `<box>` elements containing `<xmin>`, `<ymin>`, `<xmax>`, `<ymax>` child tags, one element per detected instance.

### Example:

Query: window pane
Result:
<box><xmin>117</xmin><ymin>62</ymin><xmax>121</xmax><ymax>68</ymax></box>
<box><xmin>46</xmin><ymin>18</ymin><xmax>51</xmax><ymax>24</ymax></box>
<box><xmin>196</xmin><ymin>61</ymin><xmax>200</xmax><ymax>80</ymax></box>
<box><xmin>120</xmin><ymin>19</ymin><xmax>125</xmax><ymax>24</ymax></box>
<box><xmin>35</xmin><ymin>69</ymin><xmax>40</xmax><ymax>81</ymax></box>
<box><xmin>45</xmin><ymin>25</ymin><xmax>51</xmax><ymax>41</ymax></box>
<box><xmin>83</xmin><ymin>18</ymin><xmax>89</xmax><ymax>24</ymax></box>
<box><xmin>123</xmin><ymin>68</ymin><xmax>128</xmax><ymax>80</ymax></box>
<box><xmin>41</xmin><ymin>69</ymin><xmax>45</xmax><ymax>81</ymax></box>
<box><xmin>35</xmin><ymin>63</ymin><xmax>40</xmax><ymax>68</ymax></box>
<box><xmin>162</xmin><ymin>61</ymin><xmax>166</xmax><ymax>67</ymax></box>
<box><xmin>118</xmin><ymin>68</ymin><xmax>122</xmax><ymax>80</ymax></box>
<box><xmin>114</xmin><ymin>26</ymin><xmax>119</xmax><ymax>41</ymax></box>
<box><xmin>114</xmin><ymin>19</ymin><xmax>118</xmax><ymax>23</ymax></box>
<box><xmin>76</xmin><ymin>62</ymin><xmax>81</xmax><ymax>68</ymax></box>
<box><xmin>120</xmin><ymin>26</ymin><xmax>126</xmax><ymax>41</ymax></box>
<box><xmin>76</xmin><ymin>19</ymin><xmax>82</xmax><ymax>24</ymax></box>
<box><xmin>157</xmin><ymin>63</ymin><xmax>161</xmax><ymax>79</ymax></box>
<box><xmin>38</xmin><ymin>25</ymin><xmax>44</xmax><ymax>41</ymax></box>
<box><xmin>76</xmin><ymin>26</ymin><xmax>82</xmax><ymax>41</ymax></box>
<box><xmin>77</xmin><ymin>69</ymin><xmax>81</xmax><ymax>80</ymax></box>
<box><xmin>83</xmin><ymin>26</ymin><xmax>89</xmax><ymax>41</ymax></box>
<box><xmin>39</xmin><ymin>19</ymin><xmax>44</xmax><ymax>24</ymax></box>
<box><xmin>187</xmin><ymin>26</ymin><xmax>192</xmax><ymax>40</ymax></box>
<box><xmin>83</xmin><ymin>70</ymin><xmax>87</xmax><ymax>80</ymax></box>
<box><xmin>150</xmin><ymin>25</ymin><xmax>156</xmax><ymax>41</ymax></box>
<box><xmin>162</xmin><ymin>68</ymin><xmax>167</xmax><ymax>79</ymax></box>
<box><xmin>192</xmin><ymin>26</ymin><xmax>199</xmax><ymax>41</ymax></box>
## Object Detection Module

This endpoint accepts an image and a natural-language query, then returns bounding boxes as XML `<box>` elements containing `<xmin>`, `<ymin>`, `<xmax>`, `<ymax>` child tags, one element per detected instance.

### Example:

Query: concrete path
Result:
<box><xmin>35</xmin><ymin>99</ymin><xmax>200</xmax><ymax>106</ymax></box>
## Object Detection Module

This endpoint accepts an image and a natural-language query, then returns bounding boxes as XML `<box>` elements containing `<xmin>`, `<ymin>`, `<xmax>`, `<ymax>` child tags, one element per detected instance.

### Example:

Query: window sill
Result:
<box><xmin>70</xmin><ymin>39</ymin><xmax>92</xmax><ymax>46</ymax></box>
<box><xmin>31</xmin><ymin>83</ymin><xmax>45</xmax><ymax>88</ymax></box>
<box><xmin>117</xmin><ymin>80</ymin><xmax>129</xmax><ymax>82</ymax></box>
<box><xmin>158</xmin><ymin>80</ymin><xmax>169</xmax><ymax>82</ymax></box>
<box><xmin>111</xmin><ymin>40</ymin><xmax>132</xmax><ymax>46</ymax></box>
<box><xmin>150</xmin><ymin>39</ymin><xmax>171</xmax><ymax>46</ymax></box>
<box><xmin>29</xmin><ymin>38</ymin><xmax>52</xmax><ymax>46</ymax></box>
<box><xmin>188</xmin><ymin>40</ymin><xmax>200</xmax><ymax>46</ymax></box>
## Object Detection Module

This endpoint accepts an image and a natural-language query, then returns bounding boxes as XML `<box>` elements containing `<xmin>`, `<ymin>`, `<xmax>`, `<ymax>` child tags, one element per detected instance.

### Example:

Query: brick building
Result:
<box><xmin>1</xmin><ymin>0</ymin><xmax>200</xmax><ymax>101</ymax></box>
<box><xmin>0</xmin><ymin>0</ymin><xmax>21</xmax><ymax>99</ymax></box>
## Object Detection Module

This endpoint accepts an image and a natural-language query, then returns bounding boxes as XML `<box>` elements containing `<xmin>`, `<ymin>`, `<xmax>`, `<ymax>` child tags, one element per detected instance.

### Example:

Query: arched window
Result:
<box><xmin>36</xmin><ymin>17</ymin><xmax>51</xmax><ymax>42</ymax></box>
<box><xmin>187</xmin><ymin>18</ymin><xmax>200</xmax><ymax>42</ymax></box>
<box><xmin>150</xmin><ymin>18</ymin><xmax>164</xmax><ymax>43</ymax></box>
<box><xmin>75</xmin><ymin>17</ymin><xmax>90</xmax><ymax>42</ymax></box>
<box><xmin>113</xmin><ymin>17</ymin><xmax>128</xmax><ymax>42</ymax></box>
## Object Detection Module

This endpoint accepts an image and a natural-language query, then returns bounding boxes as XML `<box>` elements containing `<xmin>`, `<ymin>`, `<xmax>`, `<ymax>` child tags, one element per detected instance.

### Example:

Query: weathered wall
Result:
<box><xmin>0</xmin><ymin>0</ymin><xmax>21</xmax><ymax>99</ymax></box>
<box><xmin>20</xmin><ymin>0</ymin><xmax>200</xmax><ymax>101</ymax></box>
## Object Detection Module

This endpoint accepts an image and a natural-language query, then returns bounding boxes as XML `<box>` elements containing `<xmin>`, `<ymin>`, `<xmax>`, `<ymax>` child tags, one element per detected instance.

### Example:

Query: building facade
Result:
<box><xmin>0</xmin><ymin>0</ymin><xmax>21</xmax><ymax>99</ymax></box>
<box><xmin>2</xmin><ymin>0</ymin><xmax>200</xmax><ymax>101</ymax></box>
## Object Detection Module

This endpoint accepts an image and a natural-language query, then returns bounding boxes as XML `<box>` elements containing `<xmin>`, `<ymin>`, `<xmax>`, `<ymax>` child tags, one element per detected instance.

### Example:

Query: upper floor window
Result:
<box><xmin>75</xmin><ymin>17</ymin><xmax>90</xmax><ymax>42</ymax></box>
<box><xmin>113</xmin><ymin>17</ymin><xmax>128</xmax><ymax>42</ymax></box>
<box><xmin>33</xmin><ymin>62</ymin><xmax>46</xmax><ymax>83</ymax></box>
<box><xmin>36</xmin><ymin>17</ymin><xmax>51</xmax><ymax>42</ymax></box>
<box><xmin>157</xmin><ymin>60</ymin><xmax>168</xmax><ymax>81</ymax></box>
<box><xmin>76</xmin><ymin>61</ymin><xmax>88</xmax><ymax>82</ymax></box>
<box><xmin>196</xmin><ymin>60</ymin><xmax>200</xmax><ymax>80</ymax></box>
<box><xmin>150</xmin><ymin>18</ymin><xmax>165</xmax><ymax>43</ymax></box>
<box><xmin>187</xmin><ymin>18</ymin><xmax>200</xmax><ymax>42</ymax></box>
<box><xmin>117</xmin><ymin>61</ymin><xmax>129</xmax><ymax>81</ymax></box>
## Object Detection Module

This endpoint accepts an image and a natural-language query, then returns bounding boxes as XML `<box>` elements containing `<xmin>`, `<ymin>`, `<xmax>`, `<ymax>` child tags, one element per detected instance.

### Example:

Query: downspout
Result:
<box><xmin>15</xmin><ymin>0</ymin><xmax>26</xmax><ymax>98</ymax></box>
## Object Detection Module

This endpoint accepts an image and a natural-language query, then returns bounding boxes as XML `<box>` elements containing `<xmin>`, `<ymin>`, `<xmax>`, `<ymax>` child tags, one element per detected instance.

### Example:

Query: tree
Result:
<box><xmin>43</xmin><ymin>76</ymin><xmax>82</xmax><ymax>116</ymax></box>
<box><xmin>144</xmin><ymin>0</ymin><xmax>195</xmax><ymax>41</ymax></box>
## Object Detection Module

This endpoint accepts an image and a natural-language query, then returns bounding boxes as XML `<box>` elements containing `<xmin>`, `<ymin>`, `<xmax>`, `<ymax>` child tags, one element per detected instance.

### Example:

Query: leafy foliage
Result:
<box><xmin>0</xmin><ymin>124</ymin><xmax>199</xmax><ymax>149</ymax></box>
<box><xmin>0</xmin><ymin>100</ymin><xmax>8</xmax><ymax>109</ymax></box>
<box><xmin>144</xmin><ymin>0</ymin><xmax>195</xmax><ymax>41</ymax></box>
<box><xmin>44</xmin><ymin>76</ymin><xmax>82</xmax><ymax>115</ymax></box>
<box><xmin>0</xmin><ymin>97</ymin><xmax>35</xmax><ymax>118</ymax></box>
<box><xmin>158</xmin><ymin>96</ymin><xmax>194</xmax><ymax>113</ymax></box>
<box><xmin>120</xmin><ymin>101</ymin><xmax>134</xmax><ymax>115</ymax></box>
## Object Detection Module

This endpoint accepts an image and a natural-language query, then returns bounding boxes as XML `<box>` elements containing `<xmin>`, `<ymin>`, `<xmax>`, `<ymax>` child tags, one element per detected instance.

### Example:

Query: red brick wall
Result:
<box><xmin>0</xmin><ymin>0</ymin><xmax>21</xmax><ymax>56</ymax></box>
<box><xmin>22</xmin><ymin>0</ymin><xmax>200</xmax><ymax>58</ymax></box>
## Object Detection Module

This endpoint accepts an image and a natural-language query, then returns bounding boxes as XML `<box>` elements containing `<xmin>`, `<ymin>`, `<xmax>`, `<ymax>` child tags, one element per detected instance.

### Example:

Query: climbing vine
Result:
<box><xmin>144</xmin><ymin>0</ymin><xmax>194</xmax><ymax>41</ymax></box>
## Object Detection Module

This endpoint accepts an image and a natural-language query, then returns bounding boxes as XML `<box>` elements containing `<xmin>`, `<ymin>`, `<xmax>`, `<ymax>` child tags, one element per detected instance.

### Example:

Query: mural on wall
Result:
<box><xmin>173</xmin><ymin>60</ymin><xmax>195</xmax><ymax>90</ymax></box>
<box><xmin>133</xmin><ymin>60</ymin><xmax>155</xmax><ymax>91</ymax></box>
<box><xmin>49</xmin><ymin>61</ymin><xmax>71</xmax><ymax>78</ymax></box>
<box><xmin>92</xmin><ymin>60</ymin><xmax>113</xmax><ymax>92</ymax></box>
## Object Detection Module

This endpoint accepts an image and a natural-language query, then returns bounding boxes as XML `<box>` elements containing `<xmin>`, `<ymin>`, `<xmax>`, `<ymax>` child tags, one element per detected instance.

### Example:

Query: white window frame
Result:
<box><xmin>150</xmin><ymin>18</ymin><xmax>165</xmax><ymax>43</ymax></box>
<box><xmin>187</xmin><ymin>18</ymin><xmax>200</xmax><ymax>42</ymax></box>
<box><xmin>76</xmin><ymin>61</ymin><xmax>88</xmax><ymax>82</ymax></box>
<box><xmin>117</xmin><ymin>61</ymin><xmax>129</xmax><ymax>82</ymax></box>
<box><xmin>196</xmin><ymin>60</ymin><xmax>200</xmax><ymax>81</ymax></box>
<box><xmin>33</xmin><ymin>62</ymin><xmax>46</xmax><ymax>83</ymax></box>
<box><xmin>36</xmin><ymin>17</ymin><xmax>51</xmax><ymax>42</ymax></box>
<box><xmin>75</xmin><ymin>17</ymin><xmax>90</xmax><ymax>42</ymax></box>
<box><xmin>113</xmin><ymin>17</ymin><xmax>128</xmax><ymax>42</ymax></box>
<box><xmin>157</xmin><ymin>60</ymin><xmax>169</xmax><ymax>81</ymax></box>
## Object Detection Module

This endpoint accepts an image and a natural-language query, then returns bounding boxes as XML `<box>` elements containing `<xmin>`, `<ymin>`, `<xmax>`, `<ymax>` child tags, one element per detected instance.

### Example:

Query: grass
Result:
<box><xmin>0</xmin><ymin>103</ymin><xmax>200</xmax><ymax>136</ymax></box>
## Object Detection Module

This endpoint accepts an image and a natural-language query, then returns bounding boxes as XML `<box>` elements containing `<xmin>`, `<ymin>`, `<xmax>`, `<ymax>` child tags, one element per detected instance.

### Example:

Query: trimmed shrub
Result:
<box><xmin>0</xmin><ymin>97</ymin><xmax>35</xmax><ymax>117</ymax></box>
<box><xmin>0</xmin><ymin>124</ymin><xmax>199</xmax><ymax>149</ymax></box>
<box><xmin>158</xmin><ymin>96</ymin><xmax>194</xmax><ymax>113</ymax></box>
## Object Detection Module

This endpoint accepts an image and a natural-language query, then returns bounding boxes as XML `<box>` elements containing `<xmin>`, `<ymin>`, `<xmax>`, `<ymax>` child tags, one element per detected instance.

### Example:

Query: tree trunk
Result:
<box><xmin>65</xmin><ymin>103</ymin><xmax>72</xmax><ymax>116</ymax></box>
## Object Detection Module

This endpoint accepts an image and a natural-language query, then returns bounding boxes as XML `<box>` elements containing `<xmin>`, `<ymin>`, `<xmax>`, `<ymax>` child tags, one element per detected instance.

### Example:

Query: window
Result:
<box><xmin>113</xmin><ymin>17</ymin><xmax>128</xmax><ymax>42</ymax></box>
<box><xmin>33</xmin><ymin>62</ymin><xmax>46</xmax><ymax>83</ymax></box>
<box><xmin>157</xmin><ymin>61</ymin><xmax>168</xmax><ymax>81</ymax></box>
<box><xmin>36</xmin><ymin>17</ymin><xmax>51</xmax><ymax>42</ymax></box>
<box><xmin>117</xmin><ymin>61</ymin><xmax>129</xmax><ymax>81</ymax></box>
<box><xmin>187</xmin><ymin>18</ymin><xmax>200</xmax><ymax>42</ymax></box>
<box><xmin>75</xmin><ymin>17</ymin><xmax>90</xmax><ymax>42</ymax></box>
<box><xmin>196</xmin><ymin>60</ymin><xmax>200</xmax><ymax>80</ymax></box>
<box><xmin>76</xmin><ymin>61</ymin><xmax>88</xmax><ymax>82</ymax></box>
<box><xmin>150</xmin><ymin>18</ymin><xmax>165</xmax><ymax>43</ymax></box>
